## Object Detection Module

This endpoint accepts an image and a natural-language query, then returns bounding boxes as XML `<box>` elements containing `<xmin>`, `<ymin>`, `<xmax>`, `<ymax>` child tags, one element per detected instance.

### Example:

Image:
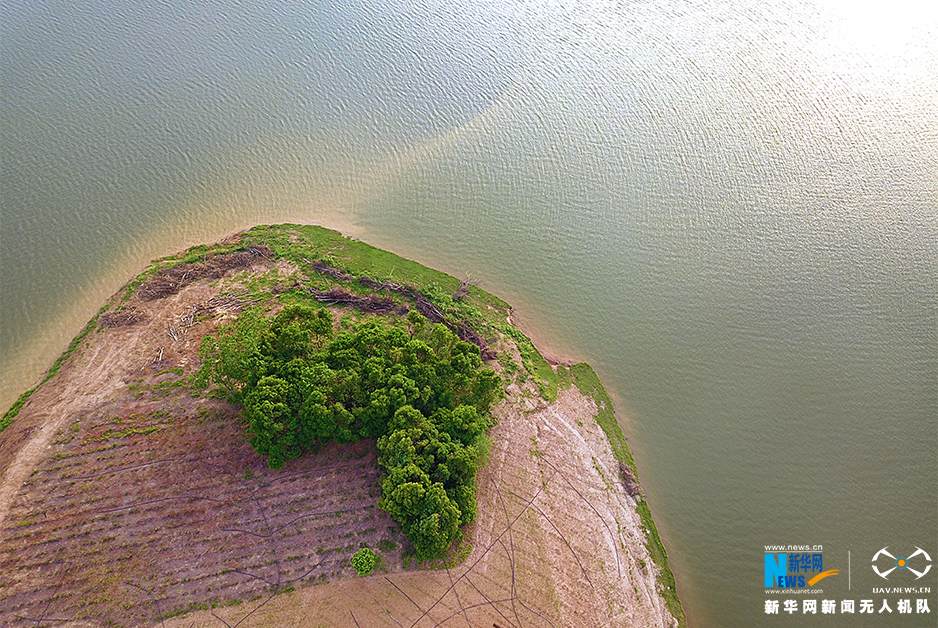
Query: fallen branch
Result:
<box><xmin>100</xmin><ymin>307</ymin><xmax>145</xmax><ymax>327</ymax></box>
<box><xmin>138</xmin><ymin>248</ymin><xmax>269</xmax><ymax>301</ymax></box>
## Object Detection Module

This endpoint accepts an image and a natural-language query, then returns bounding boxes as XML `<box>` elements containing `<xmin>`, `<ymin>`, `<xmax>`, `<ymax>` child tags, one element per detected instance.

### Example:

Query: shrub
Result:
<box><xmin>352</xmin><ymin>547</ymin><xmax>377</xmax><ymax>576</ymax></box>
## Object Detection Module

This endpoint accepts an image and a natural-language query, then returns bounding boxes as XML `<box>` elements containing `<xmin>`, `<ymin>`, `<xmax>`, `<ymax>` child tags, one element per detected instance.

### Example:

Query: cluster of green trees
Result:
<box><xmin>196</xmin><ymin>305</ymin><xmax>501</xmax><ymax>559</ymax></box>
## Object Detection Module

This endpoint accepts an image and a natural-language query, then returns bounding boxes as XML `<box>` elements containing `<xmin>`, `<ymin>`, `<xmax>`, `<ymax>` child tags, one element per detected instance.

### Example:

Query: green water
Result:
<box><xmin>2</xmin><ymin>1</ymin><xmax>936</xmax><ymax>625</ymax></box>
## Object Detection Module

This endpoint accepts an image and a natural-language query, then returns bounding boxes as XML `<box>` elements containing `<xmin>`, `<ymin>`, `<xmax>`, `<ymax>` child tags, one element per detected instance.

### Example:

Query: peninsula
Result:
<box><xmin>0</xmin><ymin>224</ymin><xmax>685</xmax><ymax>627</ymax></box>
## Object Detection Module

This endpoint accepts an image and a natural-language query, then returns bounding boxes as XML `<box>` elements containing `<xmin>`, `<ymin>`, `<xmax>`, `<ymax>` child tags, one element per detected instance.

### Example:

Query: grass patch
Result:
<box><xmin>444</xmin><ymin>532</ymin><xmax>473</xmax><ymax>568</ymax></box>
<box><xmin>555</xmin><ymin>363</ymin><xmax>573</xmax><ymax>390</ymax></box>
<box><xmin>495</xmin><ymin>324</ymin><xmax>558</xmax><ymax>402</ymax></box>
<box><xmin>0</xmin><ymin>390</ymin><xmax>35</xmax><ymax>434</ymax></box>
<box><xmin>240</xmin><ymin>224</ymin><xmax>511</xmax><ymax>328</ymax></box>
<box><xmin>241</xmin><ymin>267</ymin><xmax>291</xmax><ymax>295</ymax></box>
<box><xmin>153</xmin><ymin>377</ymin><xmax>189</xmax><ymax>396</ymax></box>
<box><xmin>497</xmin><ymin>352</ymin><xmax>519</xmax><ymax>376</ymax></box>
<box><xmin>96</xmin><ymin>425</ymin><xmax>161</xmax><ymax>442</ymax></box>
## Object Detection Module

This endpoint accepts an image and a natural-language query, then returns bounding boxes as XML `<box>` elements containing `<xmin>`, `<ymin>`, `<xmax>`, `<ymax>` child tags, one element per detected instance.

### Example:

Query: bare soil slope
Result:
<box><xmin>159</xmin><ymin>384</ymin><xmax>677</xmax><ymax>628</ymax></box>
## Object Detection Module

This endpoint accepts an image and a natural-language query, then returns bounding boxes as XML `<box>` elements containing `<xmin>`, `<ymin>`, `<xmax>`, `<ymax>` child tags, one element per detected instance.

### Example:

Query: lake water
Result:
<box><xmin>2</xmin><ymin>1</ymin><xmax>936</xmax><ymax>625</ymax></box>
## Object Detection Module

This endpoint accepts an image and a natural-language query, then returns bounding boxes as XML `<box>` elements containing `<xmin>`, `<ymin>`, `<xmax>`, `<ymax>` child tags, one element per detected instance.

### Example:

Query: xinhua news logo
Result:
<box><xmin>765</xmin><ymin>552</ymin><xmax>838</xmax><ymax>589</ymax></box>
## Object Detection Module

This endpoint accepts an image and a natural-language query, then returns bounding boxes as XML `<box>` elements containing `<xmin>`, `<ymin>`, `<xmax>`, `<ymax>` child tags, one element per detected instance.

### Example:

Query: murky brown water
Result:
<box><xmin>3</xmin><ymin>1</ymin><xmax>936</xmax><ymax>625</ymax></box>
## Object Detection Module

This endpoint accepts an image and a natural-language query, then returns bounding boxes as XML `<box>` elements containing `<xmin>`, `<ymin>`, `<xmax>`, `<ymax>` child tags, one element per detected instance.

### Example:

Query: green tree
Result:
<box><xmin>410</xmin><ymin>483</ymin><xmax>461</xmax><ymax>560</ymax></box>
<box><xmin>264</xmin><ymin>305</ymin><xmax>333</xmax><ymax>360</ymax></box>
<box><xmin>351</xmin><ymin>547</ymin><xmax>377</xmax><ymax>576</ymax></box>
<box><xmin>195</xmin><ymin>308</ymin><xmax>268</xmax><ymax>400</ymax></box>
<box><xmin>244</xmin><ymin>375</ymin><xmax>296</xmax><ymax>469</ymax></box>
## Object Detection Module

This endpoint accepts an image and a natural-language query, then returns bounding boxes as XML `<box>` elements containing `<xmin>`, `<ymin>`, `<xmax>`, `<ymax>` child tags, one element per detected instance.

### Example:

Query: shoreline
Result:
<box><xmin>0</xmin><ymin>224</ymin><xmax>685</xmax><ymax>627</ymax></box>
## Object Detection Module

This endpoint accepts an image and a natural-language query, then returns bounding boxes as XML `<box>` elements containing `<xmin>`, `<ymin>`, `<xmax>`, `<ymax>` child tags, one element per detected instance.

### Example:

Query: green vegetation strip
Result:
<box><xmin>564</xmin><ymin>362</ymin><xmax>687</xmax><ymax>627</ymax></box>
<box><xmin>566</xmin><ymin>363</ymin><xmax>635</xmax><ymax>472</ymax></box>
<box><xmin>637</xmin><ymin>499</ymin><xmax>684</xmax><ymax>625</ymax></box>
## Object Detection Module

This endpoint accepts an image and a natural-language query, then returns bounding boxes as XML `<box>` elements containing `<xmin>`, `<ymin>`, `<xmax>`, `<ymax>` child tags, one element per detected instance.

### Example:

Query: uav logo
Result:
<box><xmin>765</xmin><ymin>553</ymin><xmax>838</xmax><ymax>588</ymax></box>
<box><xmin>872</xmin><ymin>547</ymin><xmax>932</xmax><ymax>580</ymax></box>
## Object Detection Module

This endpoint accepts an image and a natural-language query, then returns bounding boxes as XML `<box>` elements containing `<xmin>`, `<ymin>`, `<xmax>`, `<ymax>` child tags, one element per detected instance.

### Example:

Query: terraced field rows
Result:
<box><xmin>1</xmin><ymin>396</ymin><xmax>407</xmax><ymax>627</ymax></box>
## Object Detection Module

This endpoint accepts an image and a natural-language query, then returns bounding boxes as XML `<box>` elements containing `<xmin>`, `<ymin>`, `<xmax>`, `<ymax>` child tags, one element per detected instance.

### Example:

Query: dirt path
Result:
<box><xmin>0</xmin><ymin>330</ymin><xmax>135</xmax><ymax>528</ymax></box>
